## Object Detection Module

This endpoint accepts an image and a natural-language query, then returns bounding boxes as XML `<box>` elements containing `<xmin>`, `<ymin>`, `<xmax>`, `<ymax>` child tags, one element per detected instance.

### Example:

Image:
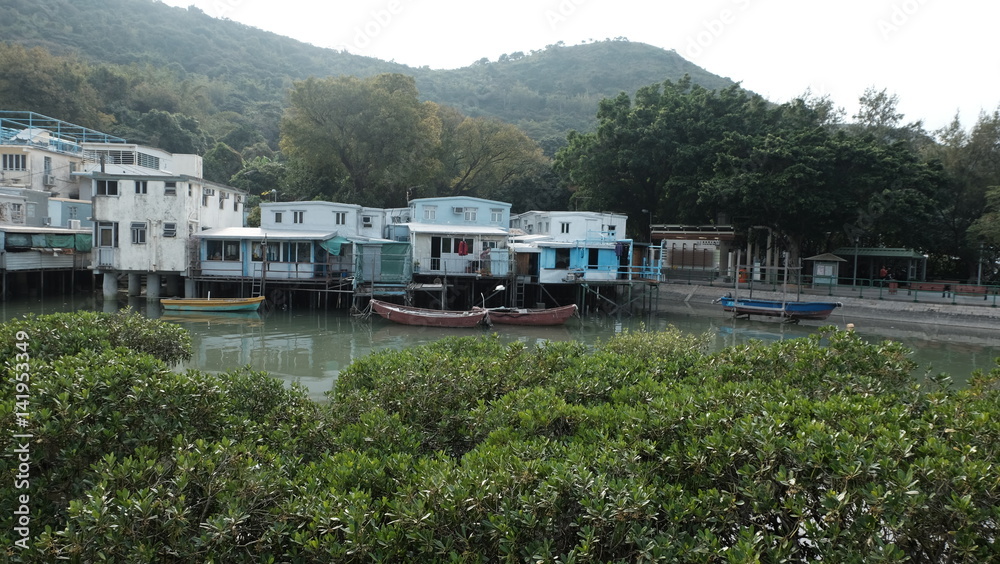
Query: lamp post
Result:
<box><xmin>640</xmin><ymin>209</ymin><xmax>653</xmax><ymax>242</ymax></box>
<box><xmin>977</xmin><ymin>240</ymin><xmax>985</xmax><ymax>286</ymax></box>
<box><xmin>852</xmin><ymin>237</ymin><xmax>859</xmax><ymax>288</ymax></box>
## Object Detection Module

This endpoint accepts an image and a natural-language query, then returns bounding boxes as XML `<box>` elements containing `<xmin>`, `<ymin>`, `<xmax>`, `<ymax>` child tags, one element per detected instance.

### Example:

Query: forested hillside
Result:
<box><xmin>0</xmin><ymin>0</ymin><xmax>734</xmax><ymax>150</ymax></box>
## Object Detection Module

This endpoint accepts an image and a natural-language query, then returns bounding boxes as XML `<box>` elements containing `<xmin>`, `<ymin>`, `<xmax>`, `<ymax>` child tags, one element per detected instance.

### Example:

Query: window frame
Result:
<box><xmin>130</xmin><ymin>222</ymin><xmax>147</xmax><ymax>245</ymax></box>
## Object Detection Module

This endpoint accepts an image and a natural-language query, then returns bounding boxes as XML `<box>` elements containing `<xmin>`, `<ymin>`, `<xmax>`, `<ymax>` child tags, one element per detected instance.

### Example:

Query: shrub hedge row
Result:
<box><xmin>2</xmin><ymin>312</ymin><xmax>998</xmax><ymax>562</ymax></box>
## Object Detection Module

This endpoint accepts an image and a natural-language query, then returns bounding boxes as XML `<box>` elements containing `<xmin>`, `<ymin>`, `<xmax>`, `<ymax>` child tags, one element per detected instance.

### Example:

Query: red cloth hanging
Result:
<box><xmin>457</xmin><ymin>240</ymin><xmax>468</xmax><ymax>256</ymax></box>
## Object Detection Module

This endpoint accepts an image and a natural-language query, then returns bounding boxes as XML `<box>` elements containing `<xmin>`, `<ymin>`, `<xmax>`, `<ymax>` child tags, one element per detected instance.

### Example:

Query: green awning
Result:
<box><xmin>319</xmin><ymin>236</ymin><xmax>351</xmax><ymax>256</ymax></box>
<box><xmin>4</xmin><ymin>232</ymin><xmax>92</xmax><ymax>252</ymax></box>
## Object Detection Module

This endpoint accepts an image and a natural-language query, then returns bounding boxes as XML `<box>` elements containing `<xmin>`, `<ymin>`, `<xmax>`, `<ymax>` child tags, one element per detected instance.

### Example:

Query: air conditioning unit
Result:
<box><xmin>43</xmin><ymin>174</ymin><xmax>56</xmax><ymax>186</ymax></box>
<box><xmin>42</xmin><ymin>217</ymin><xmax>51</xmax><ymax>226</ymax></box>
<box><xmin>452</xmin><ymin>207</ymin><xmax>464</xmax><ymax>214</ymax></box>
<box><xmin>204</xmin><ymin>188</ymin><xmax>216</xmax><ymax>196</ymax></box>
<box><xmin>68</xmin><ymin>219</ymin><xmax>81</xmax><ymax>229</ymax></box>
<box><xmin>219</xmin><ymin>192</ymin><xmax>229</xmax><ymax>199</ymax></box>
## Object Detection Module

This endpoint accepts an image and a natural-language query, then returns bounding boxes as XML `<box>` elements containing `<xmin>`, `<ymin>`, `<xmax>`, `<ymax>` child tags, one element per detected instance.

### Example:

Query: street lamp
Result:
<box><xmin>640</xmin><ymin>209</ymin><xmax>653</xmax><ymax>242</ymax></box>
<box><xmin>852</xmin><ymin>237</ymin><xmax>859</xmax><ymax>288</ymax></box>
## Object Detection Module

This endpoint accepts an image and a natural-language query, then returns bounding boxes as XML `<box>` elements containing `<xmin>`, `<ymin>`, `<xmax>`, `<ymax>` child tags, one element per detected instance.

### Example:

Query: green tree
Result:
<box><xmin>0</xmin><ymin>43</ymin><xmax>108</xmax><ymax>128</ymax></box>
<box><xmin>555</xmin><ymin>77</ymin><xmax>770</xmax><ymax>238</ymax></box>
<box><xmin>435</xmin><ymin>109</ymin><xmax>549</xmax><ymax>198</ymax></box>
<box><xmin>280</xmin><ymin>73</ymin><xmax>441</xmax><ymax>206</ymax></box>
<box><xmin>202</xmin><ymin>142</ymin><xmax>243</xmax><ymax>184</ymax></box>
<box><xmin>923</xmin><ymin>111</ymin><xmax>1000</xmax><ymax>278</ymax></box>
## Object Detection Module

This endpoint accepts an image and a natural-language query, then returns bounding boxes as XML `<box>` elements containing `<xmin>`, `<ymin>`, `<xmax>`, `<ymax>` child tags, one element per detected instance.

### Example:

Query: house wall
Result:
<box><xmin>409</xmin><ymin>197</ymin><xmax>510</xmax><ymax>229</ymax></box>
<box><xmin>92</xmin><ymin>177</ymin><xmax>245</xmax><ymax>273</ymax></box>
<box><xmin>511</xmin><ymin>211</ymin><xmax>627</xmax><ymax>241</ymax></box>
<box><xmin>260</xmin><ymin>201</ymin><xmax>385</xmax><ymax>238</ymax></box>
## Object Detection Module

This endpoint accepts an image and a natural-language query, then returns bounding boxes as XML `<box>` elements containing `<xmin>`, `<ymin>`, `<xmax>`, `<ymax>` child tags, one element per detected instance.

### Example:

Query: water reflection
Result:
<box><xmin>1</xmin><ymin>296</ymin><xmax>997</xmax><ymax>401</ymax></box>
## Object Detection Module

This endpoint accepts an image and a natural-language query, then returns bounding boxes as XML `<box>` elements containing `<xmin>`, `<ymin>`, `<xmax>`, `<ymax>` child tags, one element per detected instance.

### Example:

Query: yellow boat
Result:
<box><xmin>160</xmin><ymin>295</ymin><xmax>265</xmax><ymax>312</ymax></box>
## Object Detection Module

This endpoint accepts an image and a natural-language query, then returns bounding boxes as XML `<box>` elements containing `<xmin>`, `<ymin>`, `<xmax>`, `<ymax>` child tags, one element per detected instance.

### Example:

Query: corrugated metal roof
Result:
<box><xmin>197</xmin><ymin>227</ymin><xmax>337</xmax><ymax>240</ymax></box>
<box><xmin>401</xmin><ymin>222</ymin><xmax>508</xmax><ymax>236</ymax></box>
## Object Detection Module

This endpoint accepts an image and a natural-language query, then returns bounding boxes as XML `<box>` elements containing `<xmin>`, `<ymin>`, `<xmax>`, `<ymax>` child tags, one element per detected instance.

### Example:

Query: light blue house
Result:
<box><xmin>388</xmin><ymin>196</ymin><xmax>511</xmax><ymax>278</ymax></box>
<box><xmin>509</xmin><ymin>211</ymin><xmax>633</xmax><ymax>283</ymax></box>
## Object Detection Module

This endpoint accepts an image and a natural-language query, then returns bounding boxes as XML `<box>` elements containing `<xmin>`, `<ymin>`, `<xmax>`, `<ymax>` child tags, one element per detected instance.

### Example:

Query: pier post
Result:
<box><xmin>128</xmin><ymin>273</ymin><xmax>142</xmax><ymax>296</ymax></box>
<box><xmin>102</xmin><ymin>272</ymin><xmax>118</xmax><ymax>301</ymax></box>
<box><xmin>184</xmin><ymin>277</ymin><xmax>197</xmax><ymax>298</ymax></box>
<box><xmin>146</xmin><ymin>273</ymin><xmax>162</xmax><ymax>300</ymax></box>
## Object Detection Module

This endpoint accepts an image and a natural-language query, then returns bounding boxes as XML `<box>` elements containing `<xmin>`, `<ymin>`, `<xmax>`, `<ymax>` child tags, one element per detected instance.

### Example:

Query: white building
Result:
<box><xmin>83</xmin><ymin>148</ymin><xmax>247</xmax><ymax>299</ymax></box>
<box><xmin>259</xmin><ymin>201</ymin><xmax>388</xmax><ymax>239</ymax></box>
<box><xmin>510</xmin><ymin>210</ymin><xmax>627</xmax><ymax>242</ymax></box>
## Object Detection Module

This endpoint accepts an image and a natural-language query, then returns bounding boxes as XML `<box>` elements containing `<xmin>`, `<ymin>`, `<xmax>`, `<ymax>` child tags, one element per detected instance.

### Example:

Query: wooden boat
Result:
<box><xmin>370</xmin><ymin>299</ymin><xmax>489</xmax><ymax>328</ymax></box>
<box><xmin>479</xmin><ymin>304</ymin><xmax>578</xmax><ymax>326</ymax></box>
<box><xmin>716</xmin><ymin>295</ymin><xmax>842</xmax><ymax>321</ymax></box>
<box><xmin>160</xmin><ymin>295</ymin><xmax>265</xmax><ymax>312</ymax></box>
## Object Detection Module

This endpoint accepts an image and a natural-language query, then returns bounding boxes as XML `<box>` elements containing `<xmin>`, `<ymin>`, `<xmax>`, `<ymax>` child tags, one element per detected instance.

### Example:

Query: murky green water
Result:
<box><xmin>3</xmin><ymin>295</ymin><xmax>997</xmax><ymax>401</ymax></box>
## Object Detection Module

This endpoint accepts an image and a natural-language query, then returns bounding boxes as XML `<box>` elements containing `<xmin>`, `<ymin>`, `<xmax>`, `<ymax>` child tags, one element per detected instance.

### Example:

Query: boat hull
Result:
<box><xmin>370</xmin><ymin>299</ymin><xmax>488</xmax><ymax>328</ymax></box>
<box><xmin>483</xmin><ymin>304</ymin><xmax>578</xmax><ymax>326</ymax></box>
<box><xmin>160</xmin><ymin>296</ymin><xmax>265</xmax><ymax>312</ymax></box>
<box><xmin>719</xmin><ymin>297</ymin><xmax>841</xmax><ymax>320</ymax></box>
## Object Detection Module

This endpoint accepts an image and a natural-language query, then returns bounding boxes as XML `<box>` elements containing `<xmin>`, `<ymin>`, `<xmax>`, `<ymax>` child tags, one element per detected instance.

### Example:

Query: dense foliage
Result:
<box><xmin>2</xmin><ymin>312</ymin><xmax>999</xmax><ymax>561</ymax></box>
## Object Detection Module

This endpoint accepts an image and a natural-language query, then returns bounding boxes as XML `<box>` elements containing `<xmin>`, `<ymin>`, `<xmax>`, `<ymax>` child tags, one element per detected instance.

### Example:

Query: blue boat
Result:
<box><xmin>716</xmin><ymin>295</ymin><xmax>842</xmax><ymax>321</ymax></box>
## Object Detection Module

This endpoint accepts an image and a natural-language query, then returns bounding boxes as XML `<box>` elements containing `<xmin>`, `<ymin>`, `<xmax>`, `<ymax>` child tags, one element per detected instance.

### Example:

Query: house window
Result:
<box><xmin>2</xmin><ymin>154</ymin><xmax>26</xmax><ymax>171</ymax></box>
<box><xmin>424</xmin><ymin>206</ymin><xmax>436</xmax><ymax>220</ymax></box>
<box><xmin>135</xmin><ymin>181</ymin><xmax>148</xmax><ymax>194</ymax></box>
<box><xmin>251</xmin><ymin>241</ymin><xmax>277</xmax><ymax>262</ymax></box>
<box><xmin>293</xmin><ymin>211</ymin><xmax>304</xmax><ymax>224</ymax></box>
<box><xmin>67</xmin><ymin>206</ymin><xmax>78</xmax><ymax>219</ymax></box>
<box><xmin>96</xmin><ymin>180</ymin><xmax>119</xmax><ymax>196</ymax></box>
<box><xmin>165</xmin><ymin>181</ymin><xmax>176</xmax><ymax>195</ymax></box>
<box><xmin>604</xmin><ymin>224</ymin><xmax>617</xmax><ymax>233</ymax></box>
<box><xmin>491</xmin><ymin>208</ymin><xmax>503</xmax><ymax>223</ymax></box>
<box><xmin>219</xmin><ymin>197</ymin><xmax>225</xmax><ymax>210</ymax></box>
<box><xmin>164</xmin><ymin>222</ymin><xmax>177</xmax><ymax>237</ymax></box>
<box><xmin>464</xmin><ymin>208</ymin><xmax>478</xmax><ymax>222</ymax></box>
<box><xmin>560</xmin><ymin>222</ymin><xmax>570</xmax><ymax>234</ymax></box>
<box><xmin>130</xmin><ymin>222</ymin><xmax>147</xmax><ymax>244</ymax></box>
<box><xmin>97</xmin><ymin>222</ymin><xmax>118</xmax><ymax>247</ymax></box>
<box><xmin>43</xmin><ymin>156</ymin><xmax>52</xmax><ymax>174</ymax></box>
<box><xmin>9</xmin><ymin>203</ymin><xmax>23</xmax><ymax>223</ymax></box>
<box><xmin>361</xmin><ymin>214</ymin><xmax>373</xmax><ymax>227</ymax></box>
<box><xmin>207</xmin><ymin>240</ymin><xmax>241</xmax><ymax>261</ymax></box>
<box><xmin>334</xmin><ymin>212</ymin><xmax>346</xmax><ymax>225</ymax></box>
<box><xmin>554</xmin><ymin>248</ymin><xmax>571</xmax><ymax>269</ymax></box>
<box><xmin>281</xmin><ymin>242</ymin><xmax>312</xmax><ymax>263</ymax></box>
<box><xmin>274</xmin><ymin>212</ymin><xmax>283</xmax><ymax>223</ymax></box>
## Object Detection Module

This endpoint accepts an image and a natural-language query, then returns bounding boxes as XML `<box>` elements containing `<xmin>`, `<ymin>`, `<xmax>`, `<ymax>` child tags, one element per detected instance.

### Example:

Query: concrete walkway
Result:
<box><xmin>655</xmin><ymin>280</ymin><xmax>1000</xmax><ymax>330</ymax></box>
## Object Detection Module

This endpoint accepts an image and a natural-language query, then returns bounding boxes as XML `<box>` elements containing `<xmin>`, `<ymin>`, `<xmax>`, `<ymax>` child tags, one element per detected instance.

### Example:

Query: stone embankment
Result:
<box><xmin>655</xmin><ymin>283</ymin><xmax>1000</xmax><ymax>330</ymax></box>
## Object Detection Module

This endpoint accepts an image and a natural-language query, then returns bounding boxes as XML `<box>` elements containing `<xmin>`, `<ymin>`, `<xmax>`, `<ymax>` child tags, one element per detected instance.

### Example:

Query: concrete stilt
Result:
<box><xmin>146</xmin><ymin>273</ymin><xmax>162</xmax><ymax>300</ymax></box>
<box><xmin>184</xmin><ymin>278</ymin><xmax>197</xmax><ymax>298</ymax></box>
<box><xmin>128</xmin><ymin>273</ymin><xmax>142</xmax><ymax>296</ymax></box>
<box><xmin>102</xmin><ymin>272</ymin><xmax>119</xmax><ymax>301</ymax></box>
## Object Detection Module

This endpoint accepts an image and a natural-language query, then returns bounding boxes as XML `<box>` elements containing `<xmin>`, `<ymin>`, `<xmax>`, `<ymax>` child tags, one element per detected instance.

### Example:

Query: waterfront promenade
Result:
<box><xmin>656</xmin><ymin>279</ymin><xmax>1000</xmax><ymax>330</ymax></box>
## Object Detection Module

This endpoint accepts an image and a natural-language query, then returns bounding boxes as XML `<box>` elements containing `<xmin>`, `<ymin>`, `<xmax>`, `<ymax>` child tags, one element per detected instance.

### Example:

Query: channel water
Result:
<box><xmin>3</xmin><ymin>295</ymin><xmax>998</xmax><ymax>401</ymax></box>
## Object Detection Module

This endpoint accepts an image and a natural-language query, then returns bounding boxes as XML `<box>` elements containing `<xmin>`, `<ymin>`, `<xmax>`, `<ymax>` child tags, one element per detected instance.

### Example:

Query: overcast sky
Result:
<box><xmin>159</xmin><ymin>0</ymin><xmax>1000</xmax><ymax>133</ymax></box>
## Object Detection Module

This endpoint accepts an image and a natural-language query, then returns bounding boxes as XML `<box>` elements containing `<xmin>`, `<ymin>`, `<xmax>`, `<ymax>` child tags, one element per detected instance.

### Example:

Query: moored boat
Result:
<box><xmin>370</xmin><ymin>299</ymin><xmax>489</xmax><ymax>328</ymax></box>
<box><xmin>480</xmin><ymin>304</ymin><xmax>578</xmax><ymax>326</ymax></box>
<box><xmin>716</xmin><ymin>295</ymin><xmax>842</xmax><ymax>321</ymax></box>
<box><xmin>160</xmin><ymin>295</ymin><xmax>266</xmax><ymax>312</ymax></box>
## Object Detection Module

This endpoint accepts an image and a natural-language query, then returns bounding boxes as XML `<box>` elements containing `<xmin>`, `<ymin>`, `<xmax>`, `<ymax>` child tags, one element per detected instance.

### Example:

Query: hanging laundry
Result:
<box><xmin>457</xmin><ymin>240</ymin><xmax>468</xmax><ymax>256</ymax></box>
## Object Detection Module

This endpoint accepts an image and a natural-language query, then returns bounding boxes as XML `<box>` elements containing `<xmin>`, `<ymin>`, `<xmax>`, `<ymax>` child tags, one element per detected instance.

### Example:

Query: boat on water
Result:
<box><xmin>716</xmin><ymin>295</ymin><xmax>842</xmax><ymax>321</ymax></box>
<box><xmin>477</xmin><ymin>304</ymin><xmax>578</xmax><ymax>326</ymax></box>
<box><xmin>370</xmin><ymin>299</ymin><xmax>489</xmax><ymax>328</ymax></box>
<box><xmin>160</xmin><ymin>295</ymin><xmax>266</xmax><ymax>312</ymax></box>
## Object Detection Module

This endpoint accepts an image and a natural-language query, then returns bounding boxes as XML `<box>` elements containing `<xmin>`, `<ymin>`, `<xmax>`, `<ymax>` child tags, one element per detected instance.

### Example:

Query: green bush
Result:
<box><xmin>3</xmin><ymin>313</ymin><xmax>999</xmax><ymax>562</ymax></box>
